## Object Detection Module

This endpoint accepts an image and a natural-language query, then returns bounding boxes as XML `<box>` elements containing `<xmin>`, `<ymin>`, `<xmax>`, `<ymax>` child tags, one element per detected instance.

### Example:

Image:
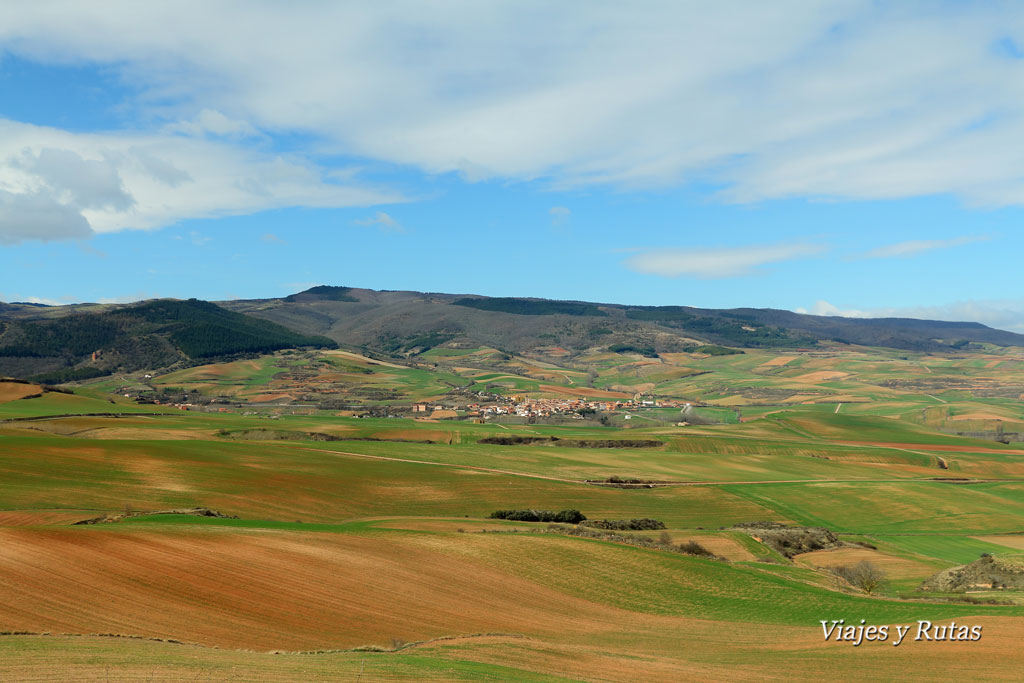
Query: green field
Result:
<box><xmin>3</xmin><ymin>343</ymin><xmax>1024</xmax><ymax>680</ymax></box>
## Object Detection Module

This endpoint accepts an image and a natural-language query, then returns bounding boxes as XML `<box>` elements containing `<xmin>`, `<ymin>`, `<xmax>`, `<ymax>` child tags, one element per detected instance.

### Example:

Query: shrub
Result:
<box><xmin>680</xmin><ymin>344</ymin><xmax>743</xmax><ymax>356</ymax></box>
<box><xmin>489</xmin><ymin>509</ymin><xmax>586</xmax><ymax>524</ymax></box>
<box><xmin>548</xmin><ymin>526</ymin><xmax>722</xmax><ymax>560</ymax></box>
<box><xmin>552</xmin><ymin>509</ymin><xmax>586</xmax><ymax>524</ymax></box>
<box><xmin>608</xmin><ymin>343</ymin><xmax>658</xmax><ymax>357</ymax></box>
<box><xmin>582</xmin><ymin>518</ymin><xmax>667</xmax><ymax>531</ymax></box>
<box><xmin>28</xmin><ymin>366</ymin><xmax>111</xmax><ymax>384</ymax></box>
<box><xmin>678</xmin><ymin>540</ymin><xmax>714</xmax><ymax>557</ymax></box>
<box><xmin>452</xmin><ymin>297</ymin><xmax>606</xmax><ymax>317</ymax></box>
<box><xmin>827</xmin><ymin>561</ymin><xmax>887</xmax><ymax>594</ymax></box>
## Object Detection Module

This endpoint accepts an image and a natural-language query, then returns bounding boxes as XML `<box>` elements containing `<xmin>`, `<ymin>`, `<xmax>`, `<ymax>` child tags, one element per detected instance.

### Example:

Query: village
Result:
<box><xmin>124</xmin><ymin>382</ymin><xmax>690</xmax><ymax>422</ymax></box>
<box><xmin>413</xmin><ymin>394</ymin><xmax>687</xmax><ymax>420</ymax></box>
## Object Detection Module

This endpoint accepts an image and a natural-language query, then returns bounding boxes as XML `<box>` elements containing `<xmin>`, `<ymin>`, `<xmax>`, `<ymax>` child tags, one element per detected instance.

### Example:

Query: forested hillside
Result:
<box><xmin>4</xmin><ymin>286</ymin><xmax>1023</xmax><ymax>382</ymax></box>
<box><xmin>0</xmin><ymin>299</ymin><xmax>335</xmax><ymax>381</ymax></box>
<box><xmin>222</xmin><ymin>286</ymin><xmax>1024</xmax><ymax>357</ymax></box>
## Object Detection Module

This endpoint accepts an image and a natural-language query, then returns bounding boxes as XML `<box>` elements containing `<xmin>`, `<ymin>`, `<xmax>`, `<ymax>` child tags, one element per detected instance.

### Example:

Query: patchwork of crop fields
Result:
<box><xmin>3</xmin><ymin>342</ymin><xmax>1024</xmax><ymax>679</ymax></box>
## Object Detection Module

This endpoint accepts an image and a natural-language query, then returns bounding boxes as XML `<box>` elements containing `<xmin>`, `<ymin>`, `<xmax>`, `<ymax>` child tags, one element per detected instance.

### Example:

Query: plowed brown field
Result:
<box><xmin>0</xmin><ymin>527</ymin><xmax>663</xmax><ymax>651</ymax></box>
<box><xmin>0</xmin><ymin>381</ymin><xmax>43</xmax><ymax>402</ymax></box>
<box><xmin>4</xmin><ymin>615</ymin><xmax>1024</xmax><ymax>682</ymax></box>
<box><xmin>0</xmin><ymin>510</ymin><xmax>97</xmax><ymax>526</ymax></box>
<box><xmin>656</xmin><ymin>532</ymin><xmax>755</xmax><ymax>561</ymax></box>
<box><xmin>951</xmin><ymin>413</ymin><xmax>1024</xmax><ymax>422</ymax></box>
<box><xmin>794</xmin><ymin>546</ymin><xmax>937</xmax><ymax>581</ymax></box>
<box><xmin>972</xmin><ymin>535</ymin><xmax>1024</xmax><ymax>551</ymax></box>
<box><xmin>760</xmin><ymin>356</ymin><xmax>796</xmax><ymax>368</ymax></box>
<box><xmin>794</xmin><ymin>371</ymin><xmax>849</xmax><ymax>383</ymax></box>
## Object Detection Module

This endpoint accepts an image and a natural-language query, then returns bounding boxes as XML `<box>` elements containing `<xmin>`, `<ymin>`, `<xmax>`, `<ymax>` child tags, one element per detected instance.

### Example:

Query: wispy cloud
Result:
<box><xmin>857</xmin><ymin>235</ymin><xmax>989</xmax><ymax>259</ymax></box>
<box><xmin>7</xmin><ymin>295</ymin><xmax>67</xmax><ymax>306</ymax></box>
<box><xmin>96</xmin><ymin>293</ymin><xmax>158</xmax><ymax>304</ymax></box>
<box><xmin>164</xmin><ymin>109</ymin><xmax>262</xmax><ymax>140</ymax></box>
<box><xmin>795</xmin><ymin>298</ymin><xmax>1024</xmax><ymax>333</ymax></box>
<box><xmin>549</xmin><ymin>205</ymin><xmax>571</xmax><ymax>227</ymax></box>
<box><xmin>77</xmin><ymin>242</ymin><xmax>108</xmax><ymax>258</ymax></box>
<box><xmin>0</xmin><ymin>119</ymin><xmax>405</xmax><ymax>244</ymax></box>
<box><xmin>6</xmin><ymin>5</ymin><xmax>1024</xmax><ymax>206</ymax></box>
<box><xmin>261</xmin><ymin>232</ymin><xmax>286</xmax><ymax>244</ymax></box>
<box><xmin>353</xmin><ymin>211</ymin><xmax>402</xmax><ymax>232</ymax></box>
<box><xmin>624</xmin><ymin>243</ymin><xmax>823</xmax><ymax>279</ymax></box>
<box><xmin>795</xmin><ymin>300</ymin><xmax>869</xmax><ymax>317</ymax></box>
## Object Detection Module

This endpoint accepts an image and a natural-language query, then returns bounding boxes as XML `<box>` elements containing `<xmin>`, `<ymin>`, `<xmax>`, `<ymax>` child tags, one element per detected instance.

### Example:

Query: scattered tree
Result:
<box><xmin>828</xmin><ymin>561</ymin><xmax>887</xmax><ymax>594</ymax></box>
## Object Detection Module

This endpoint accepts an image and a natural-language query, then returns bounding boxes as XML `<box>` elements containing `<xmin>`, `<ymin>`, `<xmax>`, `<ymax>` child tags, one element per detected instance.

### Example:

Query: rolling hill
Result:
<box><xmin>219</xmin><ymin>285</ymin><xmax>1024</xmax><ymax>356</ymax></box>
<box><xmin>3</xmin><ymin>290</ymin><xmax>1024</xmax><ymax>680</ymax></box>
<box><xmin>2</xmin><ymin>286</ymin><xmax>1022</xmax><ymax>382</ymax></box>
<box><xmin>0</xmin><ymin>299</ymin><xmax>335</xmax><ymax>382</ymax></box>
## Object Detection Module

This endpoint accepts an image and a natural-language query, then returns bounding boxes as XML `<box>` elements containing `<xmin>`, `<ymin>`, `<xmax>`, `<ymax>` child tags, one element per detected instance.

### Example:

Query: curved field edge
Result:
<box><xmin>0</xmin><ymin>525</ymin><xmax>1020</xmax><ymax>653</ymax></box>
<box><xmin>5</xmin><ymin>615</ymin><xmax>1024</xmax><ymax>683</ymax></box>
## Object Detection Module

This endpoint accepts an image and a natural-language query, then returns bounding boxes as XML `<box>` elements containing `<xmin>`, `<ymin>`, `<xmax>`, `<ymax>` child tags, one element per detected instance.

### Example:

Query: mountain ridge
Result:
<box><xmin>219</xmin><ymin>285</ymin><xmax>1024</xmax><ymax>355</ymax></box>
<box><xmin>0</xmin><ymin>298</ymin><xmax>335</xmax><ymax>382</ymax></box>
<box><xmin>1</xmin><ymin>286</ymin><xmax>1020</xmax><ymax>382</ymax></box>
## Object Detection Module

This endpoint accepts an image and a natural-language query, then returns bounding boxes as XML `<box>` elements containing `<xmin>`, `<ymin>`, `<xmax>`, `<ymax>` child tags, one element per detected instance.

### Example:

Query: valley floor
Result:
<box><xmin>3</xmin><ymin>345</ymin><xmax>1024</xmax><ymax>680</ymax></box>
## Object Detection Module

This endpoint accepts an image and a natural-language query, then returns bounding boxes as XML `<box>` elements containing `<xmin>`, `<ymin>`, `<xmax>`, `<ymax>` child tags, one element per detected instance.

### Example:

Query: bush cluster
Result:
<box><xmin>581</xmin><ymin>518</ymin><xmax>666</xmax><ymax>531</ymax></box>
<box><xmin>489</xmin><ymin>509</ymin><xmax>586</xmax><ymax>523</ymax></box>
<box><xmin>552</xmin><ymin>526</ymin><xmax>720</xmax><ymax>559</ymax></box>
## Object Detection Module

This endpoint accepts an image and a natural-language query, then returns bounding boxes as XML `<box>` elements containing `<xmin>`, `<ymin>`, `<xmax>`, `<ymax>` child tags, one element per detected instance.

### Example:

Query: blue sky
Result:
<box><xmin>1</xmin><ymin>2</ymin><xmax>1023</xmax><ymax>330</ymax></box>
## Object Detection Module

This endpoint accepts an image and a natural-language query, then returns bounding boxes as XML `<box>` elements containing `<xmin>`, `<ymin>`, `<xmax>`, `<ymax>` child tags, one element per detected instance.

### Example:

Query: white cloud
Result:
<box><xmin>95</xmin><ymin>293</ymin><xmax>157</xmax><ymax>304</ymax></box>
<box><xmin>0</xmin><ymin>190</ymin><xmax>91</xmax><ymax>244</ymax></box>
<box><xmin>14</xmin><ymin>148</ymin><xmax>133</xmax><ymax>211</ymax></box>
<box><xmin>858</xmin><ymin>235</ymin><xmax>989</xmax><ymax>259</ymax></box>
<box><xmin>624</xmin><ymin>243</ymin><xmax>823</xmax><ymax>278</ymax></box>
<box><xmin>353</xmin><ymin>211</ymin><xmax>402</xmax><ymax>231</ymax></box>
<box><xmin>795</xmin><ymin>298</ymin><xmax>1024</xmax><ymax>332</ymax></box>
<box><xmin>794</xmin><ymin>300</ymin><xmax>869</xmax><ymax>317</ymax></box>
<box><xmin>261</xmin><ymin>232</ymin><xmax>286</xmax><ymax>244</ymax></box>
<box><xmin>0</xmin><ymin>118</ymin><xmax>404</xmax><ymax>242</ymax></box>
<box><xmin>549</xmin><ymin>205</ymin><xmax>570</xmax><ymax>227</ymax></box>
<box><xmin>164</xmin><ymin>109</ymin><xmax>261</xmax><ymax>139</ymax></box>
<box><xmin>6</xmin><ymin>2</ymin><xmax>1024</xmax><ymax>205</ymax></box>
<box><xmin>13</xmin><ymin>295</ymin><xmax>67</xmax><ymax>306</ymax></box>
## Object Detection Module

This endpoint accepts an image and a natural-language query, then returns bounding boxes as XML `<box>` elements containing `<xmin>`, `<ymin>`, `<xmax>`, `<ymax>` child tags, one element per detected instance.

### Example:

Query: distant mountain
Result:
<box><xmin>2</xmin><ymin>287</ymin><xmax>1020</xmax><ymax>383</ymax></box>
<box><xmin>0</xmin><ymin>299</ymin><xmax>335</xmax><ymax>382</ymax></box>
<box><xmin>218</xmin><ymin>286</ymin><xmax>1024</xmax><ymax>356</ymax></box>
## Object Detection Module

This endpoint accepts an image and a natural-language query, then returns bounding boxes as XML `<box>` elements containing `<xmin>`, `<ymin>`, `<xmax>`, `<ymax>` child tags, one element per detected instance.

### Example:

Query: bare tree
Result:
<box><xmin>828</xmin><ymin>561</ymin><xmax>887</xmax><ymax>595</ymax></box>
<box><xmin>850</xmin><ymin>561</ymin><xmax>886</xmax><ymax>594</ymax></box>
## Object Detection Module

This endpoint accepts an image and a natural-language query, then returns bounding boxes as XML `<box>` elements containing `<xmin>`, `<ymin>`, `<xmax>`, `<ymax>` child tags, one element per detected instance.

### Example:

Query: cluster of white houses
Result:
<box><xmin>413</xmin><ymin>396</ymin><xmax>683</xmax><ymax>419</ymax></box>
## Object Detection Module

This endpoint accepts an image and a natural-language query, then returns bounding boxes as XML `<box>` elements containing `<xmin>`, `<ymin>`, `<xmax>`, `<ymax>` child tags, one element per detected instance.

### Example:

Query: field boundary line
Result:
<box><xmin>293</xmin><ymin>445</ymin><xmax>582</xmax><ymax>483</ymax></box>
<box><xmin>289</xmin><ymin>445</ymin><xmax>1024</xmax><ymax>487</ymax></box>
<box><xmin>0</xmin><ymin>630</ymin><xmax>529</xmax><ymax>655</ymax></box>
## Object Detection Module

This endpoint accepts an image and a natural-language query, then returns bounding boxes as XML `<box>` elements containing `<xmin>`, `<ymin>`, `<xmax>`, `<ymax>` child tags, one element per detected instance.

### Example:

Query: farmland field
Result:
<box><xmin>9</xmin><ymin>3</ymin><xmax>1024</xmax><ymax>678</ymax></box>
<box><xmin>3</xmin><ymin>342</ymin><xmax>1024</xmax><ymax>680</ymax></box>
